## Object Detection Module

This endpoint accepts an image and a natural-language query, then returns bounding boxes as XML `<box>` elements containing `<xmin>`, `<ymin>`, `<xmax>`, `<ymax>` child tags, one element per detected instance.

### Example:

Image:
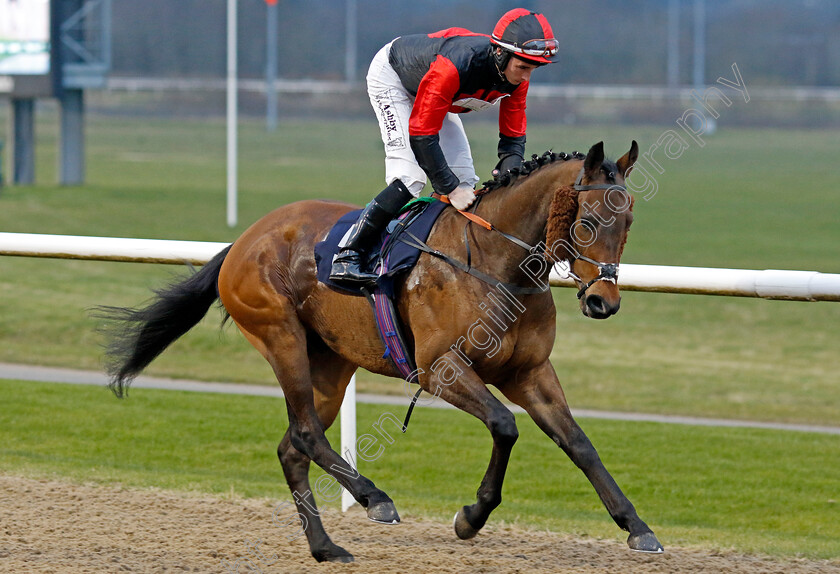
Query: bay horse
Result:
<box><xmin>99</xmin><ymin>141</ymin><xmax>663</xmax><ymax>562</ymax></box>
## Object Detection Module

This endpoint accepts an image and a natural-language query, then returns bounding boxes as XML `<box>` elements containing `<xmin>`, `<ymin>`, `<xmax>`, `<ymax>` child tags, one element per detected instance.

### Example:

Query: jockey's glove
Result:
<box><xmin>448</xmin><ymin>184</ymin><xmax>477</xmax><ymax>211</ymax></box>
<box><xmin>493</xmin><ymin>153</ymin><xmax>523</xmax><ymax>177</ymax></box>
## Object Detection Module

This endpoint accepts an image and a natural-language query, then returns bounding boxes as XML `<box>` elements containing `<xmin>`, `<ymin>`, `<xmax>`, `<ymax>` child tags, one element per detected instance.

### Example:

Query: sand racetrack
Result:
<box><xmin>2</xmin><ymin>474</ymin><xmax>838</xmax><ymax>573</ymax></box>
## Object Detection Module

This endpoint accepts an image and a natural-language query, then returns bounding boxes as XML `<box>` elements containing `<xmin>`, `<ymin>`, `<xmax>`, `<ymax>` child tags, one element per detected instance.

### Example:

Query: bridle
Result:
<box><xmin>428</xmin><ymin>164</ymin><xmax>628</xmax><ymax>299</ymax></box>
<box><xmin>565</xmin><ymin>166</ymin><xmax>625</xmax><ymax>300</ymax></box>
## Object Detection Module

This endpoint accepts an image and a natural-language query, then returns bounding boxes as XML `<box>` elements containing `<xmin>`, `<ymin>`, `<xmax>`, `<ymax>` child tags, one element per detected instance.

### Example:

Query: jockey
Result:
<box><xmin>330</xmin><ymin>8</ymin><xmax>558</xmax><ymax>285</ymax></box>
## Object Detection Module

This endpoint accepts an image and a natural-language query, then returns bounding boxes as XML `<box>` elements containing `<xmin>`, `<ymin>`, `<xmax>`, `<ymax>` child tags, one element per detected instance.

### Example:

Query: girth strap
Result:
<box><xmin>360</xmin><ymin>285</ymin><xmax>425</xmax><ymax>432</ymax></box>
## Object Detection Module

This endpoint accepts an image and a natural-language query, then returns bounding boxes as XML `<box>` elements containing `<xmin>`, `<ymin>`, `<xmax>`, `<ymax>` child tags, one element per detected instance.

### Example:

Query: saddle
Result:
<box><xmin>315</xmin><ymin>198</ymin><xmax>447</xmax><ymax>298</ymax></box>
<box><xmin>314</xmin><ymin>198</ymin><xmax>448</xmax><ymax>383</ymax></box>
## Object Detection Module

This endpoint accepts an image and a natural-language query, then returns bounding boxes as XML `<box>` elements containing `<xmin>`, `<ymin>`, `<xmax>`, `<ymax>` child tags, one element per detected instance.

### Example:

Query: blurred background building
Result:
<box><xmin>94</xmin><ymin>0</ymin><xmax>840</xmax><ymax>127</ymax></box>
<box><xmin>2</xmin><ymin>0</ymin><xmax>839</xmax><ymax>186</ymax></box>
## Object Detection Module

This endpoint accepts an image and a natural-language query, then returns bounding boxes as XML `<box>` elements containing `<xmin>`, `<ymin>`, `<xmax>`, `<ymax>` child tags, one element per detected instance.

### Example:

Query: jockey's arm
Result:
<box><xmin>495</xmin><ymin>83</ymin><xmax>528</xmax><ymax>175</ymax></box>
<box><xmin>408</xmin><ymin>56</ymin><xmax>463</xmax><ymax>195</ymax></box>
<box><xmin>410</xmin><ymin>135</ymin><xmax>461</xmax><ymax>194</ymax></box>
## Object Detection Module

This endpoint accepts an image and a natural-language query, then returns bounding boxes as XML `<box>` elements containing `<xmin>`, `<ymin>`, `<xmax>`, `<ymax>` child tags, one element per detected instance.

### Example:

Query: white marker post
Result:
<box><xmin>340</xmin><ymin>373</ymin><xmax>357</xmax><ymax>512</ymax></box>
<box><xmin>226</xmin><ymin>0</ymin><xmax>238</xmax><ymax>228</ymax></box>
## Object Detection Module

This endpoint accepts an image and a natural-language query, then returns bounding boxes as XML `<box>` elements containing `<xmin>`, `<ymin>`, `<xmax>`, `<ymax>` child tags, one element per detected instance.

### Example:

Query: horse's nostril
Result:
<box><xmin>586</xmin><ymin>295</ymin><xmax>607</xmax><ymax>315</ymax></box>
<box><xmin>586</xmin><ymin>294</ymin><xmax>621</xmax><ymax>318</ymax></box>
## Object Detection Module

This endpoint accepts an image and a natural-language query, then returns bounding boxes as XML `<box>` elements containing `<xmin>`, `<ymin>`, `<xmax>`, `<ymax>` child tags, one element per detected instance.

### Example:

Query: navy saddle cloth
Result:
<box><xmin>314</xmin><ymin>198</ymin><xmax>448</xmax><ymax>297</ymax></box>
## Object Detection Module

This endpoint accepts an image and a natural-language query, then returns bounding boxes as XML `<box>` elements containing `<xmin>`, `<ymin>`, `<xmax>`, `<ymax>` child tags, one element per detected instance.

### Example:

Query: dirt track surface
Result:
<box><xmin>2</xmin><ymin>474</ymin><xmax>838</xmax><ymax>574</ymax></box>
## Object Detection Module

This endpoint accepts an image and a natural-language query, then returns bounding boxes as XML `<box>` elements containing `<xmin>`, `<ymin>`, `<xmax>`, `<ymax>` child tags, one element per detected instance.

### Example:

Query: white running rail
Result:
<box><xmin>3</xmin><ymin>231</ymin><xmax>840</xmax><ymax>512</ymax></box>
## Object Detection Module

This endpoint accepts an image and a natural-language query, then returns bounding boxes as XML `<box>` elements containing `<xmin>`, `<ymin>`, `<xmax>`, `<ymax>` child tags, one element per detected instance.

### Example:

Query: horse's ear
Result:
<box><xmin>584</xmin><ymin>141</ymin><xmax>605</xmax><ymax>177</ymax></box>
<box><xmin>617</xmin><ymin>140</ymin><xmax>639</xmax><ymax>178</ymax></box>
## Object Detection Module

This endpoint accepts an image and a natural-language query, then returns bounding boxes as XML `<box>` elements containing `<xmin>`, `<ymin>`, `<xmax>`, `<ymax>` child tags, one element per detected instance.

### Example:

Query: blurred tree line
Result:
<box><xmin>111</xmin><ymin>0</ymin><xmax>840</xmax><ymax>87</ymax></box>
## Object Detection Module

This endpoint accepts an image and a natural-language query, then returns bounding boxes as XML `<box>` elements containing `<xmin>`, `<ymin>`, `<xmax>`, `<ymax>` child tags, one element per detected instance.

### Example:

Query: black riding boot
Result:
<box><xmin>329</xmin><ymin>179</ymin><xmax>413</xmax><ymax>285</ymax></box>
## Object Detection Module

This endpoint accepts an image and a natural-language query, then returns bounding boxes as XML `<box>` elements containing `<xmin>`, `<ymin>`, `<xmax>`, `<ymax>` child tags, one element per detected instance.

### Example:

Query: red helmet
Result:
<box><xmin>491</xmin><ymin>8</ymin><xmax>558</xmax><ymax>66</ymax></box>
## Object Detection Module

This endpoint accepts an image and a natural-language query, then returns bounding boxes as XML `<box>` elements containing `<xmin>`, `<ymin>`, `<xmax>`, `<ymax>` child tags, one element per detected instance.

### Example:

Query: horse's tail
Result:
<box><xmin>94</xmin><ymin>245</ymin><xmax>232</xmax><ymax>398</ymax></box>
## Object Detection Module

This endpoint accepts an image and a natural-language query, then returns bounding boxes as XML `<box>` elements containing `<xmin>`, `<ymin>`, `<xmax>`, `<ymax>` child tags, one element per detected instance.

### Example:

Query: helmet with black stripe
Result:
<box><xmin>491</xmin><ymin>8</ymin><xmax>558</xmax><ymax>71</ymax></box>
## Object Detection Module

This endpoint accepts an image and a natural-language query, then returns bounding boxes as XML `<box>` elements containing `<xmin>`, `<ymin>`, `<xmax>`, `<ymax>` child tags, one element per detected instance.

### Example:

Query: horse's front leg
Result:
<box><xmin>421</xmin><ymin>351</ymin><xmax>519</xmax><ymax>539</ymax></box>
<box><xmin>498</xmin><ymin>361</ymin><xmax>663</xmax><ymax>553</ymax></box>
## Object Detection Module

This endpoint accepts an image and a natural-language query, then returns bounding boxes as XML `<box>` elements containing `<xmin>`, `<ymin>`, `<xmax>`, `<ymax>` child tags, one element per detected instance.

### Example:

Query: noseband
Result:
<box><xmin>568</xmin><ymin>167</ymin><xmax>625</xmax><ymax>300</ymax></box>
<box><xmin>566</xmin><ymin>256</ymin><xmax>618</xmax><ymax>299</ymax></box>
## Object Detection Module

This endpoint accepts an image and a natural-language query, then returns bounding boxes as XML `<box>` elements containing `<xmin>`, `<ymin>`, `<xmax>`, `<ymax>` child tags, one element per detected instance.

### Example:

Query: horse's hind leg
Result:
<box><xmin>276</xmin><ymin>344</ymin><xmax>356</xmax><ymax>563</ymax></box>
<box><xmin>232</xmin><ymin>300</ymin><xmax>399</xmax><ymax>522</ymax></box>
<box><xmin>273</xmin><ymin>334</ymin><xmax>398</xmax><ymax>525</ymax></box>
<box><xmin>277</xmin><ymin>429</ymin><xmax>350</xmax><ymax>562</ymax></box>
<box><xmin>498</xmin><ymin>361</ymin><xmax>663</xmax><ymax>553</ymax></box>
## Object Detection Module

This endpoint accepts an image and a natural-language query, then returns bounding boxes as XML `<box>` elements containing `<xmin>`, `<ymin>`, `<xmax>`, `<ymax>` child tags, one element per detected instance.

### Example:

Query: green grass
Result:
<box><xmin>1</xmin><ymin>379</ymin><xmax>838</xmax><ymax>559</ymax></box>
<box><xmin>0</xmin><ymin>114</ymin><xmax>838</xmax><ymax>426</ymax></box>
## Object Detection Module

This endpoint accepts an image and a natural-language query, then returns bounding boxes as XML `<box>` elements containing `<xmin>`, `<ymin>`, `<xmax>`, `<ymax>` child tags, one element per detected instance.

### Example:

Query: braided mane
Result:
<box><xmin>480</xmin><ymin>150</ymin><xmax>587</xmax><ymax>192</ymax></box>
<box><xmin>482</xmin><ymin>150</ymin><xmax>633</xmax><ymax>264</ymax></box>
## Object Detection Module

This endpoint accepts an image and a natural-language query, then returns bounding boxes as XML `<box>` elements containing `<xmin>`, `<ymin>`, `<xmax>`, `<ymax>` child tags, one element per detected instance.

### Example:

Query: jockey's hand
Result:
<box><xmin>493</xmin><ymin>154</ymin><xmax>522</xmax><ymax>178</ymax></box>
<box><xmin>448</xmin><ymin>184</ymin><xmax>476</xmax><ymax>211</ymax></box>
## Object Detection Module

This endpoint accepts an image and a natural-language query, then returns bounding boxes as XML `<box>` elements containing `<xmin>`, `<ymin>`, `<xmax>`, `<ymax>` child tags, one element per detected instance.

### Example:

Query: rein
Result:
<box><xmin>432</xmin><ymin>191</ymin><xmax>540</xmax><ymax>254</ymax></box>
<box><xmin>398</xmin><ymin>228</ymin><xmax>547</xmax><ymax>295</ymax></box>
<box><xmin>425</xmin><ymin>164</ymin><xmax>629</xmax><ymax>299</ymax></box>
<box><xmin>417</xmin><ymin>190</ymin><xmax>546</xmax><ymax>295</ymax></box>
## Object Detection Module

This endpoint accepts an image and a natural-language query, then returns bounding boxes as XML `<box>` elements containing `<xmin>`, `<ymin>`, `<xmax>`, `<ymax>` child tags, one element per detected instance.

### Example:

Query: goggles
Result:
<box><xmin>492</xmin><ymin>37</ymin><xmax>559</xmax><ymax>58</ymax></box>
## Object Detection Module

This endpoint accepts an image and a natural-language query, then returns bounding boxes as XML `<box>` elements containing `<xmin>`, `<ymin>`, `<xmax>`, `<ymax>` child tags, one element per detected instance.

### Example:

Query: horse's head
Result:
<box><xmin>546</xmin><ymin>141</ymin><xmax>638</xmax><ymax>319</ymax></box>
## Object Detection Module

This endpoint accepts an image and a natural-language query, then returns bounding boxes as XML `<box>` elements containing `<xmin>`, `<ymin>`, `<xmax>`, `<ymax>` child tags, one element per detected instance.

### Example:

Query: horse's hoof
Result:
<box><xmin>453</xmin><ymin>506</ymin><xmax>479</xmax><ymax>540</ymax></box>
<box><xmin>366</xmin><ymin>500</ymin><xmax>400</xmax><ymax>524</ymax></box>
<box><xmin>312</xmin><ymin>543</ymin><xmax>355</xmax><ymax>563</ymax></box>
<box><xmin>628</xmin><ymin>531</ymin><xmax>664</xmax><ymax>553</ymax></box>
